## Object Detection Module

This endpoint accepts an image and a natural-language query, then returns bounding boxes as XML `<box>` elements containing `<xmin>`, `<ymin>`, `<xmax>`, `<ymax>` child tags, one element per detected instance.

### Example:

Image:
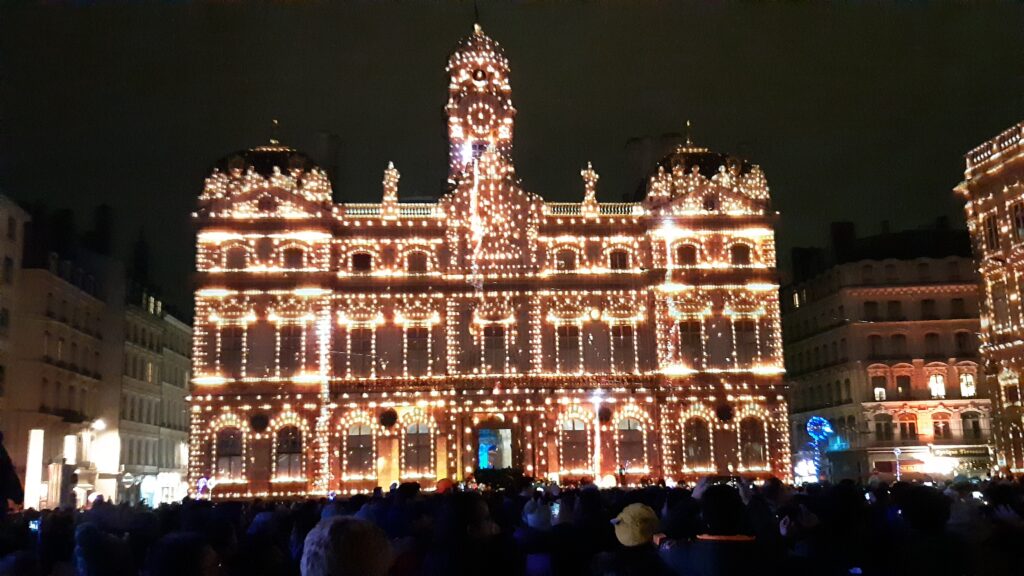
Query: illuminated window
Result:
<box><xmin>962</xmin><ymin>412</ymin><xmax>982</xmax><ymax>440</ymax></box>
<box><xmin>224</xmin><ymin>242</ymin><xmax>245</xmax><ymax>268</ymax></box>
<box><xmin>932</xmin><ymin>413</ymin><xmax>952</xmax><ymax>439</ymax></box>
<box><xmin>874</xmin><ymin>415</ymin><xmax>893</xmax><ymax>441</ymax></box>
<box><xmin>407</xmin><ymin>251</ymin><xmax>428</xmax><ymax>274</ymax></box>
<box><xmin>279</xmin><ymin>324</ymin><xmax>303</xmax><ymax>376</ymax></box>
<box><xmin>872</xmin><ymin>376</ymin><xmax>887</xmax><ymax>401</ymax></box>
<box><xmin>406</xmin><ymin>327</ymin><xmax>429</xmax><ymax>376</ymax></box>
<box><xmin>556</xmin><ymin>325</ymin><xmax>580</xmax><ymax>372</ymax></box>
<box><xmin>560</xmin><ymin>418</ymin><xmax>589</xmax><ymax>470</ymax></box>
<box><xmin>739</xmin><ymin>417</ymin><xmax>766</xmax><ymax>468</ymax></box>
<box><xmin>608</xmin><ymin>250</ymin><xmax>629</xmax><ymax>270</ymax></box>
<box><xmin>675</xmin><ymin>244</ymin><xmax>698</xmax><ymax>266</ymax></box>
<box><xmin>611</xmin><ymin>324</ymin><xmax>635</xmax><ymax>373</ymax></box>
<box><xmin>730</xmin><ymin>244</ymin><xmax>752</xmax><ymax>266</ymax></box>
<box><xmin>928</xmin><ymin>373</ymin><xmax>947</xmax><ymax>399</ymax></box>
<box><xmin>616</xmin><ymin>418</ymin><xmax>644</xmax><ymax>470</ymax></box>
<box><xmin>351</xmin><ymin>253</ymin><xmax>373</xmax><ymax>273</ymax></box>
<box><xmin>555</xmin><ymin>250</ymin><xmax>577</xmax><ymax>272</ymax></box>
<box><xmin>275</xmin><ymin>426</ymin><xmax>303</xmax><ymax>478</ymax></box>
<box><xmin>345</xmin><ymin>423</ymin><xmax>375</xmax><ymax>478</ymax></box>
<box><xmin>215</xmin><ymin>428</ymin><xmax>243</xmax><ymax>480</ymax></box>
<box><xmin>683</xmin><ymin>418</ymin><xmax>711</xmax><ymax>468</ymax></box>
<box><xmin>283</xmin><ymin>247</ymin><xmax>305</xmax><ymax>269</ymax></box>
<box><xmin>483</xmin><ymin>325</ymin><xmax>506</xmax><ymax>373</ymax></box>
<box><xmin>403</xmin><ymin>422</ymin><xmax>432</xmax><ymax>476</ymax></box>
<box><xmin>959</xmin><ymin>372</ymin><xmax>977</xmax><ymax>398</ymax></box>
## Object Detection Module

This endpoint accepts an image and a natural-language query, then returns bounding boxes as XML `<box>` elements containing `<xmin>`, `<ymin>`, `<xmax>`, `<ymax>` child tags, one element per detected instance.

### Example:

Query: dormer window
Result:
<box><xmin>702</xmin><ymin>195</ymin><xmax>718</xmax><ymax>211</ymax></box>
<box><xmin>555</xmin><ymin>250</ymin><xmax>577</xmax><ymax>272</ymax></box>
<box><xmin>351</xmin><ymin>253</ymin><xmax>373</xmax><ymax>273</ymax></box>
<box><xmin>283</xmin><ymin>247</ymin><xmax>304</xmax><ymax>269</ymax></box>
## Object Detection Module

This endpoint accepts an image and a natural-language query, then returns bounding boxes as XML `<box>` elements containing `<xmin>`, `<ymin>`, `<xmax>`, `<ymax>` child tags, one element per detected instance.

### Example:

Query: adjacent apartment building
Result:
<box><xmin>782</xmin><ymin>221</ymin><xmax>992</xmax><ymax>480</ymax></box>
<box><xmin>956</xmin><ymin>121</ymin><xmax>1024</xmax><ymax>472</ymax></box>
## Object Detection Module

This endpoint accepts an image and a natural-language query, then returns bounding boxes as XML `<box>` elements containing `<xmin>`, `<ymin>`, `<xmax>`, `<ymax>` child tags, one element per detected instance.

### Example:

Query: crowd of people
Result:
<box><xmin>0</xmin><ymin>475</ymin><xmax>1023</xmax><ymax>576</ymax></box>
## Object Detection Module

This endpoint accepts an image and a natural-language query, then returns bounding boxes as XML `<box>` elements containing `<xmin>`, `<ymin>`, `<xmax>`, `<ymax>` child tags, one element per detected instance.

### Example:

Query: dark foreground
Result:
<box><xmin>0</xmin><ymin>477</ymin><xmax>1023</xmax><ymax>576</ymax></box>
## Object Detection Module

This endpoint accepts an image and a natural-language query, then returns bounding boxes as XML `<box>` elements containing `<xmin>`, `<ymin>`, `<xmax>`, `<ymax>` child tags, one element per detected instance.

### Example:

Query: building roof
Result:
<box><xmin>213</xmin><ymin>145</ymin><xmax>321</xmax><ymax>178</ymax></box>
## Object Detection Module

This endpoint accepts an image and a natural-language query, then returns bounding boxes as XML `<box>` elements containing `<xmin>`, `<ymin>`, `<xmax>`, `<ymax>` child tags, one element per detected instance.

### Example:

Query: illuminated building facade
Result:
<box><xmin>956</xmin><ymin>121</ymin><xmax>1024</xmax><ymax>472</ymax></box>
<box><xmin>189</xmin><ymin>26</ymin><xmax>789</xmax><ymax>498</ymax></box>
<box><xmin>783</xmin><ymin>222</ymin><xmax>991</xmax><ymax>481</ymax></box>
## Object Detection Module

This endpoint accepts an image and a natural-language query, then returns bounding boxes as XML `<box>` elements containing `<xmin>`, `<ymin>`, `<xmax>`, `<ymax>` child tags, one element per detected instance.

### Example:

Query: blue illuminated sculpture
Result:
<box><xmin>804</xmin><ymin>416</ymin><xmax>835</xmax><ymax>481</ymax></box>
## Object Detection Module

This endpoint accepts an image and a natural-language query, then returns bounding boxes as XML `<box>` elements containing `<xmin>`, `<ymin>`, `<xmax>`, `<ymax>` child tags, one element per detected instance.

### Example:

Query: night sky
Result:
<box><xmin>2</xmin><ymin>2</ymin><xmax>1023</xmax><ymax>314</ymax></box>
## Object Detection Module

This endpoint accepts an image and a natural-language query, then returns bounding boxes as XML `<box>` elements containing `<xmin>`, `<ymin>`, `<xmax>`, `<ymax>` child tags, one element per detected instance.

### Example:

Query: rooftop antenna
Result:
<box><xmin>685</xmin><ymin>119</ymin><xmax>693</xmax><ymax>147</ymax></box>
<box><xmin>270</xmin><ymin>118</ymin><xmax>281</xmax><ymax>145</ymax></box>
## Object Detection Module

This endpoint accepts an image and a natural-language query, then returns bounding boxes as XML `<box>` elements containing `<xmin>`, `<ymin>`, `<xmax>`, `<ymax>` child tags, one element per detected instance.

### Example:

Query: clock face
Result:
<box><xmin>467</xmin><ymin>102</ymin><xmax>497</xmax><ymax>135</ymax></box>
<box><xmin>472</xmin><ymin>68</ymin><xmax>487</xmax><ymax>83</ymax></box>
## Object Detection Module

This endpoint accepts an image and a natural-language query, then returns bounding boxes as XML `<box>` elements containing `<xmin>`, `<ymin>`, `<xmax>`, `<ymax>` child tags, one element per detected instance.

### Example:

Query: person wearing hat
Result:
<box><xmin>590</xmin><ymin>503</ymin><xmax>673</xmax><ymax>576</ymax></box>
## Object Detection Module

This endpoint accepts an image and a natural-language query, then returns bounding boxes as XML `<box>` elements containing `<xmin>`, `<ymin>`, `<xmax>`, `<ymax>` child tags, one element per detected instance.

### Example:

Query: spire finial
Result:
<box><xmin>685</xmin><ymin>119</ymin><xmax>693</xmax><ymax>147</ymax></box>
<box><xmin>474</xmin><ymin>0</ymin><xmax>481</xmax><ymax>32</ymax></box>
<box><xmin>270</xmin><ymin>118</ymin><xmax>281</xmax><ymax>145</ymax></box>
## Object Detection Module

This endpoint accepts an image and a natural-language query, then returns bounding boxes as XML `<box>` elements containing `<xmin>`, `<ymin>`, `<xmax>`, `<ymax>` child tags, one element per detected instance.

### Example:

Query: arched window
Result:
<box><xmin>955</xmin><ymin>331</ymin><xmax>974</xmax><ymax>355</ymax></box>
<box><xmin>898</xmin><ymin>414</ymin><xmax>918</xmax><ymax>440</ymax></box>
<box><xmin>560</xmin><ymin>418</ymin><xmax>590</xmax><ymax>471</ymax></box>
<box><xmin>215</xmin><ymin>427</ymin><xmax>243</xmax><ymax>480</ymax></box>
<box><xmin>351</xmin><ymin>253</ymin><xmax>373</xmax><ymax>273</ymax></box>
<box><xmin>225</xmin><ymin>245</ymin><xmax>247</xmax><ymax>269</ymax></box>
<box><xmin>890</xmin><ymin>334</ymin><xmax>907</xmax><ymax>356</ymax></box>
<box><xmin>962</xmin><ymin>412</ymin><xmax>982</xmax><ymax>440</ymax></box>
<box><xmin>403</xmin><ymin>422</ymin><xmax>432</xmax><ymax>477</ymax></box>
<box><xmin>730</xmin><ymin>244</ymin><xmax>752</xmax><ymax>266</ymax></box>
<box><xmin>275</xmin><ymin>426</ymin><xmax>303</xmax><ymax>479</ymax></box>
<box><xmin>959</xmin><ymin>372</ymin><xmax>977</xmax><ymax>398</ymax></box>
<box><xmin>683</xmin><ymin>418</ymin><xmax>711</xmax><ymax>468</ymax></box>
<box><xmin>616</xmin><ymin>418</ymin><xmax>645</xmax><ymax>470</ymax></box>
<box><xmin>282</xmin><ymin>247</ymin><xmax>305</xmax><ymax>269</ymax></box>
<box><xmin>702</xmin><ymin>194</ymin><xmax>717</xmax><ymax>212</ymax></box>
<box><xmin>407</xmin><ymin>251</ymin><xmax>428</xmax><ymax>274</ymax></box>
<box><xmin>555</xmin><ymin>249</ymin><xmax>577</xmax><ymax>272</ymax></box>
<box><xmin>928</xmin><ymin>373</ymin><xmax>947</xmax><ymax>399</ymax></box>
<box><xmin>608</xmin><ymin>250</ymin><xmax>630</xmax><ymax>271</ymax></box>
<box><xmin>874</xmin><ymin>414</ymin><xmax>894</xmax><ymax>441</ymax></box>
<box><xmin>675</xmin><ymin>244</ymin><xmax>698</xmax><ymax>266</ymax></box>
<box><xmin>344</xmin><ymin>423</ymin><xmax>375</xmax><ymax>478</ymax></box>
<box><xmin>932</xmin><ymin>413</ymin><xmax>952</xmax><ymax>439</ymax></box>
<box><xmin>739</xmin><ymin>417</ymin><xmax>766</xmax><ymax>468</ymax></box>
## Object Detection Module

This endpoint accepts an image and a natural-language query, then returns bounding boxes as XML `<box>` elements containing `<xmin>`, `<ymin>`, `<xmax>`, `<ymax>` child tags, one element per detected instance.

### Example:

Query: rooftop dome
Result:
<box><xmin>654</xmin><ymin>143</ymin><xmax>752</xmax><ymax>178</ymax></box>
<box><xmin>447</xmin><ymin>24</ymin><xmax>509</xmax><ymax>70</ymax></box>
<box><xmin>213</xmin><ymin>144</ymin><xmax>321</xmax><ymax>178</ymax></box>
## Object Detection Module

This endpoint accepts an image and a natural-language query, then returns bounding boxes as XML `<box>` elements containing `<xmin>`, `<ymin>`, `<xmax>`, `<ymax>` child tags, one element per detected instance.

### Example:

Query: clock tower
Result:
<box><xmin>446</xmin><ymin>24</ymin><xmax>516</xmax><ymax>182</ymax></box>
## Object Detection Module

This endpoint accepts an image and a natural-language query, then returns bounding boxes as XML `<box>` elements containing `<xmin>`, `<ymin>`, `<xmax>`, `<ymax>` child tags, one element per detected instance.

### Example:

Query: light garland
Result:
<box><xmin>188</xmin><ymin>24</ymin><xmax>792</xmax><ymax>496</ymax></box>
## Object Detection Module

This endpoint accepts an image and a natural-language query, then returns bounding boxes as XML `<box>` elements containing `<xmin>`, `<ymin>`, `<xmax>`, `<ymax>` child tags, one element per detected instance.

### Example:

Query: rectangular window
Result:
<box><xmin>482</xmin><ymin>325</ymin><xmax>506</xmax><ymax>373</ymax></box>
<box><xmin>279</xmin><ymin>324</ymin><xmax>303</xmax><ymax>376</ymax></box>
<box><xmin>886</xmin><ymin>300</ymin><xmax>903</xmax><ymax>320</ymax></box>
<box><xmin>611</xmin><ymin>324</ymin><xmax>635</xmax><ymax>373</ymax></box>
<box><xmin>349</xmin><ymin>328</ymin><xmax>373</xmax><ymax>377</ymax></box>
<box><xmin>951</xmin><ymin>298</ymin><xmax>967</xmax><ymax>318</ymax></box>
<box><xmin>734</xmin><ymin>319</ymin><xmax>758</xmax><ymax>366</ymax></box>
<box><xmin>246</xmin><ymin>322</ymin><xmax>275</xmax><ymax>378</ymax></box>
<box><xmin>677</xmin><ymin>320</ymin><xmax>703</xmax><ymax>368</ymax></box>
<box><xmin>863</xmin><ymin>301</ymin><xmax>879</xmax><ymax>321</ymax></box>
<box><xmin>921</xmin><ymin>299</ymin><xmax>937</xmax><ymax>320</ymax></box>
<box><xmin>895</xmin><ymin>375</ymin><xmax>911</xmax><ymax>398</ymax></box>
<box><xmin>991</xmin><ymin>281</ymin><xmax>1010</xmax><ymax>327</ymax></box>
<box><xmin>556</xmin><ymin>325</ymin><xmax>580</xmax><ymax>373</ymax></box>
<box><xmin>1013</xmin><ymin>203</ymin><xmax>1024</xmax><ymax>240</ymax></box>
<box><xmin>406</xmin><ymin>327</ymin><xmax>429</xmax><ymax>376</ymax></box>
<box><xmin>985</xmin><ymin>215</ymin><xmax>1001</xmax><ymax>251</ymax></box>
